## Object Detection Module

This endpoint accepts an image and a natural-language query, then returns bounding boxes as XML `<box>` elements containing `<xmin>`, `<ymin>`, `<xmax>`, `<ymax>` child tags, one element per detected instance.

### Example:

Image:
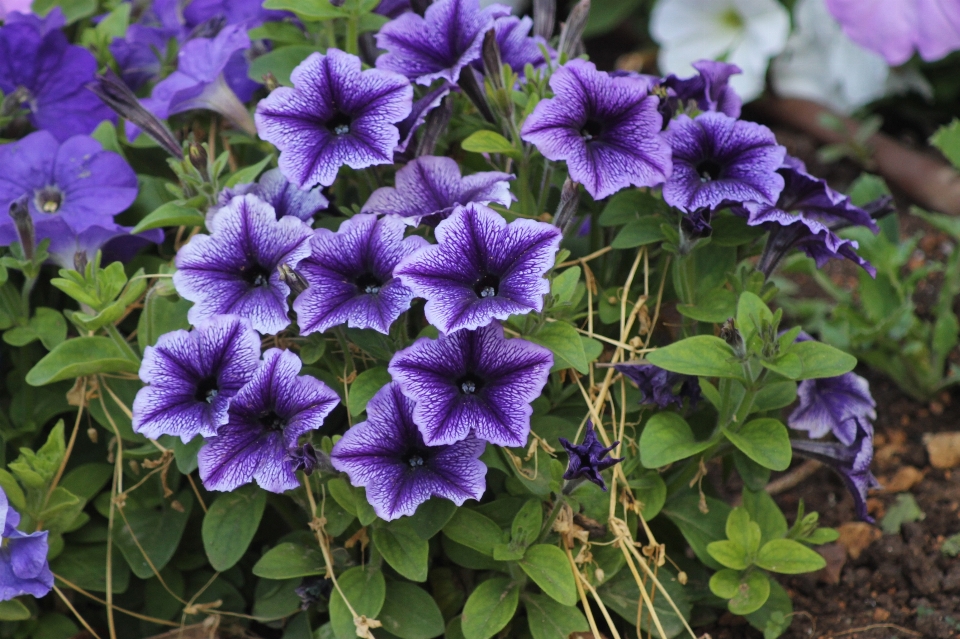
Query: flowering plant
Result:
<box><xmin>0</xmin><ymin>1</ymin><xmax>900</xmax><ymax>639</ymax></box>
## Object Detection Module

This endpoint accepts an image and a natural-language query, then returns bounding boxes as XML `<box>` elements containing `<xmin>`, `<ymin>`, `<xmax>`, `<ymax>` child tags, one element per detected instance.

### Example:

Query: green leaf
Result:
<box><xmin>742</xmin><ymin>489</ymin><xmax>788</xmax><ymax>545</ymax></box>
<box><xmin>524</xmin><ymin>595</ymin><xmax>589</xmax><ymax>639</ymax></box>
<box><xmin>677</xmin><ymin>288</ymin><xmax>737</xmax><ymax>323</ymax></box>
<box><xmin>114</xmin><ymin>490</ymin><xmax>193</xmax><ymax>579</ymax></box>
<box><xmin>598</xmin><ymin>190</ymin><xmax>653</xmax><ymax>226</ymax></box>
<box><xmin>598</xmin><ymin>568</ymin><xmax>691</xmax><ymax>639</ymax></box>
<box><xmin>726</xmin><ymin>507</ymin><xmax>761</xmax><ymax>555</ymax></box>
<box><xmin>662</xmin><ymin>493</ymin><xmax>731</xmax><ymax>570</ymax></box>
<box><xmin>941</xmin><ymin>532</ymin><xmax>960</xmax><ymax>557</ymax></box>
<box><xmin>583</xmin><ymin>0</ymin><xmax>643</xmax><ymax>37</ymax></box>
<box><xmin>0</xmin><ymin>599</ymin><xmax>30</xmax><ymax>621</ymax></box>
<box><xmin>252</xmin><ymin>578</ymin><xmax>301</xmax><ymax>621</ymax></box>
<box><xmin>0</xmin><ymin>469</ymin><xmax>25</xmax><ymax>510</ymax></box>
<box><xmin>518</xmin><ymin>544</ymin><xmax>577</xmax><ymax>606</ymax></box>
<box><xmin>510</xmin><ymin>499</ymin><xmax>543</xmax><ymax>549</ymax></box>
<box><xmin>253</xmin><ymin>542</ymin><xmax>324</xmax><ymax>579</ymax></box>
<box><xmin>137</xmin><ymin>291</ymin><xmax>191</xmax><ymax>351</ymax></box>
<box><xmin>752</xmin><ymin>382</ymin><xmax>798</xmax><ymax>413</ymax></box>
<box><xmin>722</xmin><ymin>419</ymin><xmax>792</xmax><ymax>471</ymax></box>
<box><xmin>373</xmin><ymin>519</ymin><xmax>429</xmax><ymax>582</ymax></box>
<box><xmin>527</xmin><ymin>321</ymin><xmax>589</xmax><ymax>374</ymax></box>
<box><xmin>348</xmin><ymin>367</ymin><xmax>392</xmax><ymax>416</ymax></box>
<box><xmin>755</xmin><ymin>539</ymin><xmax>826</xmax><ymax>574</ymax></box>
<box><xmin>931</xmin><ymin>119</ymin><xmax>960</xmax><ymax>170</ymax></box>
<box><xmin>551</xmin><ymin>267</ymin><xmax>580</xmax><ymax>305</ymax></box>
<box><xmin>263</xmin><ymin>0</ymin><xmax>349</xmax><ymax>19</ymax></box>
<box><xmin>745</xmin><ymin>579</ymin><xmax>793</xmax><ymax>639</ymax></box>
<box><xmin>460</xmin><ymin>577</ymin><xmax>519</xmax><ymax>639</ymax></box>
<box><xmin>203</xmin><ymin>484</ymin><xmax>267</xmax><ymax>571</ymax></box>
<box><xmin>131</xmin><ymin>201</ymin><xmax>205</xmax><ymax>233</ymax></box>
<box><xmin>736</xmin><ymin>291</ymin><xmax>773</xmax><ymax>346</ymax></box>
<box><xmin>639</xmin><ymin>412</ymin><xmax>713</xmax><ymax>468</ymax></box>
<box><xmin>461</xmin><ymin>131</ymin><xmax>520</xmax><ymax>159</ymax></box>
<box><xmin>378</xmin><ymin>582</ymin><xmax>445</xmax><ymax>639</ymax></box>
<box><xmin>627</xmin><ymin>471</ymin><xmax>666</xmax><ymax>519</ymax></box>
<box><xmin>724</xmin><ymin>571</ymin><xmax>771</xmax><ymax>615</ymax></box>
<box><xmin>9</xmin><ymin>421</ymin><xmax>66</xmax><ymax>489</ymax></box>
<box><xmin>707</xmin><ymin>540</ymin><xmax>750</xmax><ymax>570</ymax></box>
<box><xmin>880</xmin><ymin>493</ymin><xmax>926</xmax><ymax>535</ymax></box>
<box><xmin>611</xmin><ymin>217</ymin><xmax>666</xmax><ymax>248</ymax></box>
<box><xmin>442</xmin><ymin>509</ymin><xmax>504</xmax><ymax>556</ymax></box>
<box><xmin>330</xmin><ymin>566</ymin><xmax>386</xmax><ymax>639</ymax></box>
<box><xmin>225</xmin><ymin>154</ymin><xmax>274</xmax><ymax>187</ymax></box>
<box><xmin>26</xmin><ymin>336</ymin><xmax>139</xmax><ymax>385</ymax></box>
<box><xmin>408</xmin><ymin>498</ymin><xmax>457</xmax><ymax>540</ymax></box>
<box><xmin>789</xmin><ymin>341</ymin><xmax>857</xmax><ymax>380</ymax></box>
<box><xmin>646</xmin><ymin>336</ymin><xmax>743</xmax><ymax>379</ymax></box>
<box><xmin>248</xmin><ymin>45</ymin><xmax>320</xmax><ymax>86</ymax></box>
<box><xmin>3</xmin><ymin>307</ymin><xmax>67</xmax><ymax>350</ymax></box>
<box><xmin>33</xmin><ymin>0</ymin><xmax>98</xmax><ymax>23</ymax></box>
<box><xmin>52</xmin><ymin>544</ymin><xmax>130</xmax><ymax>593</ymax></box>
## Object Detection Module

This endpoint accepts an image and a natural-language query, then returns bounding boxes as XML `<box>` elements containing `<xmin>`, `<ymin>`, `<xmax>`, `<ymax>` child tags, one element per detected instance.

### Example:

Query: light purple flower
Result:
<box><xmin>331</xmin><ymin>382</ymin><xmax>487</xmax><ymax>520</ymax></box>
<box><xmin>663</xmin><ymin>59</ymin><xmax>743</xmax><ymax>118</ymax></box>
<box><xmin>133</xmin><ymin>315</ymin><xmax>261</xmax><ymax>443</ymax></box>
<box><xmin>183</xmin><ymin>0</ymin><xmax>288</xmax><ymax>29</ymax></box>
<box><xmin>615</xmin><ymin>362</ymin><xmax>702</xmax><ymax>409</ymax></box>
<box><xmin>0</xmin><ymin>13</ymin><xmax>114</xmax><ymax>140</ymax></box>
<box><xmin>1</xmin><ymin>487</ymin><xmax>53</xmax><ymax>601</ymax></box>
<box><xmin>491</xmin><ymin>16</ymin><xmax>550</xmax><ymax>73</ymax></box>
<box><xmin>109</xmin><ymin>22</ymin><xmax>182</xmax><ymax>90</ymax></box>
<box><xmin>559</xmin><ymin>422</ymin><xmax>623</xmax><ymax>491</ymax></box>
<box><xmin>789</xmin><ymin>371</ymin><xmax>876</xmax><ymax>445</ymax></box>
<box><xmin>662</xmin><ymin>112</ymin><xmax>786</xmax><ymax>212</ymax></box>
<box><xmin>362</xmin><ymin>156</ymin><xmax>513</xmax><ymax>226</ymax></box>
<box><xmin>174</xmin><ymin>194</ymin><xmax>312</xmax><ymax>334</ymax></box>
<box><xmin>520</xmin><ymin>59</ymin><xmax>672</xmax><ymax>200</ymax></box>
<box><xmin>389</xmin><ymin>322</ymin><xmax>552</xmax><ymax>447</ymax></box>
<box><xmin>0</xmin><ymin>131</ymin><xmax>138</xmax><ymax>247</ymax></box>
<box><xmin>826</xmin><ymin>0</ymin><xmax>960</xmax><ymax>65</ymax></box>
<box><xmin>213</xmin><ymin>168</ymin><xmax>329</xmax><ymax>224</ymax></box>
<box><xmin>43</xmin><ymin>218</ymin><xmax>162</xmax><ymax>270</ymax></box>
<box><xmin>395</xmin><ymin>203</ymin><xmax>561</xmax><ymax>334</ymax></box>
<box><xmin>198</xmin><ymin>348</ymin><xmax>339</xmax><ymax>493</ymax></box>
<box><xmin>375</xmin><ymin>0</ymin><xmax>511</xmax><ymax>85</ymax></box>
<box><xmin>256</xmin><ymin>49</ymin><xmax>412</xmax><ymax>189</ymax></box>
<box><xmin>293</xmin><ymin>214</ymin><xmax>427</xmax><ymax>336</ymax></box>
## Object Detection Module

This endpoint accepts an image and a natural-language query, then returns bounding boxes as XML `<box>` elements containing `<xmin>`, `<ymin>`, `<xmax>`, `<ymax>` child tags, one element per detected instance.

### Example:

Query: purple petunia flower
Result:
<box><xmin>663</xmin><ymin>59</ymin><xmax>743</xmax><ymax>119</ymax></box>
<box><xmin>182</xmin><ymin>0</ymin><xmax>288</xmax><ymax>29</ymax></box>
<box><xmin>389</xmin><ymin>322</ymin><xmax>552</xmax><ymax>447</ymax></box>
<box><xmin>520</xmin><ymin>59</ymin><xmax>672</xmax><ymax>200</ymax></box>
<box><xmin>490</xmin><ymin>16</ymin><xmax>550</xmax><ymax>73</ymax></box>
<box><xmin>256</xmin><ymin>49</ymin><xmax>413</xmax><ymax>190</ymax></box>
<box><xmin>362</xmin><ymin>156</ymin><xmax>513</xmax><ymax>226</ymax></box>
<box><xmin>132</xmin><ymin>315</ymin><xmax>261</xmax><ymax>443</ymax></box>
<box><xmin>43</xmin><ymin>218</ymin><xmax>162</xmax><ymax>270</ymax></box>
<box><xmin>615</xmin><ymin>362</ymin><xmax>702</xmax><ymax>409</ymax></box>
<box><xmin>0</xmin><ymin>131</ymin><xmax>138</xmax><ymax>247</ymax></box>
<box><xmin>559</xmin><ymin>422</ymin><xmax>624</xmax><ymax>491</ymax></box>
<box><xmin>395</xmin><ymin>203</ymin><xmax>561</xmax><ymax>334</ymax></box>
<box><xmin>394</xmin><ymin>83</ymin><xmax>452</xmax><ymax>155</ymax></box>
<box><xmin>789</xmin><ymin>371</ymin><xmax>877</xmax><ymax>444</ymax></box>
<box><xmin>198</xmin><ymin>348</ymin><xmax>339</xmax><ymax>493</ymax></box>
<box><xmin>375</xmin><ymin>0</ymin><xmax>511</xmax><ymax>86</ymax></box>
<box><xmin>293</xmin><ymin>214</ymin><xmax>427</xmax><ymax>336</ymax></box>
<box><xmin>174</xmin><ymin>194</ymin><xmax>313</xmax><ymax>334</ymax></box>
<box><xmin>662</xmin><ymin>112</ymin><xmax>786</xmax><ymax>213</ymax></box>
<box><xmin>213</xmin><ymin>168</ymin><xmax>329</xmax><ymax>224</ymax></box>
<box><xmin>0</xmin><ymin>11</ymin><xmax>114</xmax><ymax>140</ymax></box>
<box><xmin>331</xmin><ymin>382</ymin><xmax>487</xmax><ymax>520</ymax></box>
<box><xmin>791</xmin><ymin>422</ymin><xmax>880</xmax><ymax>522</ymax></box>
<box><xmin>1</xmin><ymin>487</ymin><xmax>54</xmax><ymax>601</ymax></box>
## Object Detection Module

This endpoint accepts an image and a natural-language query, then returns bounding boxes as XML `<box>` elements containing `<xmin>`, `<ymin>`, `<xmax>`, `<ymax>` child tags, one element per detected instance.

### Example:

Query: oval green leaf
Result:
<box><xmin>460</xmin><ymin>577</ymin><xmax>519</xmax><ymax>639</ymax></box>
<box><xmin>378</xmin><ymin>581</ymin><xmax>445</xmax><ymax>639</ymax></box>
<box><xmin>722</xmin><ymin>419</ymin><xmax>792</xmax><ymax>471</ymax></box>
<box><xmin>755</xmin><ymin>539</ymin><xmax>827</xmax><ymax>574</ymax></box>
<box><xmin>639</xmin><ymin>412</ymin><xmax>713</xmax><ymax>468</ymax></box>
<box><xmin>330</xmin><ymin>566</ymin><xmax>386</xmax><ymax>639</ymax></box>
<box><xmin>518</xmin><ymin>544</ymin><xmax>577</xmax><ymax>606</ymax></box>
<box><xmin>26</xmin><ymin>336</ymin><xmax>140</xmax><ymax>386</ymax></box>
<box><xmin>203</xmin><ymin>484</ymin><xmax>267</xmax><ymax>571</ymax></box>
<box><xmin>646</xmin><ymin>336</ymin><xmax>743</xmax><ymax>379</ymax></box>
<box><xmin>252</xmin><ymin>542</ymin><xmax>324</xmax><ymax>579</ymax></box>
<box><xmin>372</xmin><ymin>519</ymin><xmax>429</xmax><ymax>582</ymax></box>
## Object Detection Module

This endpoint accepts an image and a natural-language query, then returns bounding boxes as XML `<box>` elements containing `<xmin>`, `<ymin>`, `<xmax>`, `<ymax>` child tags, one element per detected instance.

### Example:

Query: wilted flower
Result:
<box><xmin>1</xmin><ymin>487</ymin><xmax>54</xmax><ymax>601</ymax></box>
<box><xmin>0</xmin><ymin>10</ymin><xmax>115</xmax><ymax>140</ymax></box>
<box><xmin>662</xmin><ymin>59</ymin><xmax>743</xmax><ymax>118</ymax></box>
<box><xmin>615</xmin><ymin>362</ymin><xmax>702</xmax><ymax>409</ymax></box>
<box><xmin>362</xmin><ymin>156</ymin><xmax>513</xmax><ymax>226</ymax></box>
<box><xmin>395</xmin><ymin>203</ymin><xmax>561</xmax><ymax>334</ymax></box>
<box><xmin>133</xmin><ymin>315</ymin><xmax>261</xmax><ymax>442</ymax></box>
<box><xmin>331</xmin><ymin>382</ymin><xmax>487</xmax><ymax>520</ymax></box>
<box><xmin>389</xmin><ymin>322</ymin><xmax>553</xmax><ymax>447</ymax></box>
<box><xmin>789</xmin><ymin>371</ymin><xmax>877</xmax><ymax>445</ymax></box>
<box><xmin>375</xmin><ymin>0</ymin><xmax>510</xmax><ymax>85</ymax></box>
<box><xmin>826</xmin><ymin>0</ymin><xmax>960</xmax><ymax>65</ymax></box>
<box><xmin>521</xmin><ymin>59</ymin><xmax>672</xmax><ymax>200</ymax></box>
<box><xmin>213</xmin><ymin>168</ymin><xmax>329</xmax><ymax>223</ymax></box>
<box><xmin>559</xmin><ymin>422</ymin><xmax>624</xmax><ymax>491</ymax></box>
<box><xmin>199</xmin><ymin>348</ymin><xmax>340</xmax><ymax>493</ymax></box>
<box><xmin>662</xmin><ymin>112</ymin><xmax>786</xmax><ymax>212</ymax></box>
<box><xmin>174</xmin><ymin>194</ymin><xmax>312</xmax><ymax>334</ymax></box>
<box><xmin>256</xmin><ymin>49</ymin><xmax>412</xmax><ymax>189</ymax></box>
<box><xmin>650</xmin><ymin>0</ymin><xmax>790</xmax><ymax>102</ymax></box>
<box><xmin>293</xmin><ymin>214</ymin><xmax>427</xmax><ymax>336</ymax></box>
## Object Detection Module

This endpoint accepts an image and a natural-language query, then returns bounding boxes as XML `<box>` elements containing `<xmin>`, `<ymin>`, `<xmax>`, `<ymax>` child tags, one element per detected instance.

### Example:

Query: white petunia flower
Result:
<box><xmin>650</xmin><ymin>0</ymin><xmax>790</xmax><ymax>102</ymax></box>
<box><xmin>772</xmin><ymin>0</ymin><xmax>889</xmax><ymax>114</ymax></box>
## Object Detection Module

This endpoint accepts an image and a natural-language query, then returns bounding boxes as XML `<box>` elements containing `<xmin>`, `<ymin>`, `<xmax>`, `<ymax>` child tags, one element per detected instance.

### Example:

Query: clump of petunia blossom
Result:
<box><xmin>212</xmin><ymin>168</ymin><xmax>329</xmax><ymax>224</ymax></box>
<box><xmin>1</xmin><ymin>486</ymin><xmax>53</xmax><ymax>601</ymax></box>
<box><xmin>615</xmin><ymin>362</ymin><xmax>702</xmax><ymax>409</ymax></box>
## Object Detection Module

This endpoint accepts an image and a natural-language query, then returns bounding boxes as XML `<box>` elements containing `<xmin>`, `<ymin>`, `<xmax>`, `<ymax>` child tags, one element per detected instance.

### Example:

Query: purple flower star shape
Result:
<box><xmin>213</xmin><ymin>168</ymin><xmax>329</xmax><ymax>224</ymax></box>
<box><xmin>132</xmin><ymin>315</ymin><xmax>261</xmax><ymax>443</ymax></box>
<box><xmin>0</xmin><ymin>13</ymin><xmax>114</xmax><ymax>140</ymax></box>
<box><xmin>198</xmin><ymin>348</ymin><xmax>340</xmax><ymax>493</ymax></box>
<box><xmin>389</xmin><ymin>322</ymin><xmax>552</xmax><ymax>447</ymax></box>
<box><xmin>662</xmin><ymin>111</ymin><xmax>786</xmax><ymax>213</ymax></box>
<box><xmin>293</xmin><ymin>214</ymin><xmax>427</xmax><ymax>336</ymax></box>
<box><xmin>1</xmin><ymin>487</ymin><xmax>54</xmax><ymax>601</ymax></box>
<box><xmin>395</xmin><ymin>203</ymin><xmax>562</xmax><ymax>334</ymax></box>
<box><xmin>520</xmin><ymin>59</ymin><xmax>672</xmax><ymax>200</ymax></box>
<box><xmin>559</xmin><ymin>422</ymin><xmax>624</xmax><ymax>491</ymax></box>
<box><xmin>615</xmin><ymin>362</ymin><xmax>702</xmax><ymax>409</ymax></box>
<box><xmin>375</xmin><ymin>0</ymin><xmax>511</xmax><ymax>85</ymax></box>
<box><xmin>663</xmin><ymin>59</ymin><xmax>743</xmax><ymax>119</ymax></box>
<box><xmin>362</xmin><ymin>156</ymin><xmax>513</xmax><ymax>226</ymax></box>
<box><xmin>256</xmin><ymin>49</ymin><xmax>412</xmax><ymax>190</ymax></box>
<box><xmin>174</xmin><ymin>194</ymin><xmax>312</xmax><ymax>334</ymax></box>
<box><xmin>331</xmin><ymin>382</ymin><xmax>487</xmax><ymax>520</ymax></box>
<box><xmin>0</xmin><ymin>131</ymin><xmax>138</xmax><ymax>247</ymax></box>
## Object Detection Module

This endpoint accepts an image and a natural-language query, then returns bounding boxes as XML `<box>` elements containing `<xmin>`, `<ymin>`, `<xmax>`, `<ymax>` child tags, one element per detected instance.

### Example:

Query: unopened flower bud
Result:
<box><xmin>558</xmin><ymin>0</ymin><xmax>590</xmax><ymax>60</ymax></box>
<box><xmin>88</xmin><ymin>70</ymin><xmax>183</xmax><ymax>158</ymax></box>
<box><xmin>533</xmin><ymin>0</ymin><xmax>556</xmax><ymax>40</ymax></box>
<box><xmin>415</xmin><ymin>95</ymin><xmax>452</xmax><ymax>157</ymax></box>
<box><xmin>188</xmin><ymin>141</ymin><xmax>209</xmax><ymax>179</ymax></box>
<box><xmin>719</xmin><ymin>317</ymin><xmax>745</xmax><ymax>357</ymax></box>
<box><xmin>482</xmin><ymin>29</ymin><xmax>503</xmax><ymax>90</ymax></box>
<box><xmin>261</xmin><ymin>72</ymin><xmax>280</xmax><ymax>92</ymax></box>
<box><xmin>278</xmin><ymin>263</ymin><xmax>309</xmax><ymax>296</ymax></box>
<box><xmin>554</xmin><ymin>178</ymin><xmax>580</xmax><ymax>233</ymax></box>
<box><xmin>8</xmin><ymin>195</ymin><xmax>34</xmax><ymax>261</ymax></box>
<box><xmin>74</xmin><ymin>251</ymin><xmax>89</xmax><ymax>274</ymax></box>
<box><xmin>458</xmin><ymin>68</ymin><xmax>496</xmax><ymax>124</ymax></box>
<box><xmin>1</xmin><ymin>86</ymin><xmax>31</xmax><ymax>118</ymax></box>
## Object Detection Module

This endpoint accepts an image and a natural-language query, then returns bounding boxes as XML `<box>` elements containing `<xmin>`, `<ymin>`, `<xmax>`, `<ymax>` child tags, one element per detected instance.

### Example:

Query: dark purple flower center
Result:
<box><xmin>327</xmin><ymin>111</ymin><xmax>352</xmax><ymax>136</ymax></box>
<box><xmin>240</xmin><ymin>262</ymin><xmax>272</xmax><ymax>287</ymax></box>
<box><xmin>696</xmin><ymin>158</ymin><xmax>723</xmax><ymax>183</ymax></box>
<box><xmin>258</xmin><ymin>410</ymin><xmax>288</xmax><ymax>432</ymax></box>
<box><xmin>355</xmin><ymin>272</ymin><xmax>383</xmax><ymax>295</ymax></box>
<box><xmin>473</xmin><ymin>273</ymin><xmax>500</xmax><ymax>299</ymax></box>
<box><xmin>580</xmin><ymin>118</ymin><xmax>604</xmax><ymax>142</ymax></box>
<box><xmin>455</xmin><ymin>372</ymin><xmax>484</xmax><ymax>395</ymax></box>
<box><xmin>194</xmin><ymin>376</ymin><xmax>220</xmax><ymax>404</ymax></box>
<box><xmin>34</xmin><ymin>185</ymin><xmax>64</xmax><ymax>214</ymax></box>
